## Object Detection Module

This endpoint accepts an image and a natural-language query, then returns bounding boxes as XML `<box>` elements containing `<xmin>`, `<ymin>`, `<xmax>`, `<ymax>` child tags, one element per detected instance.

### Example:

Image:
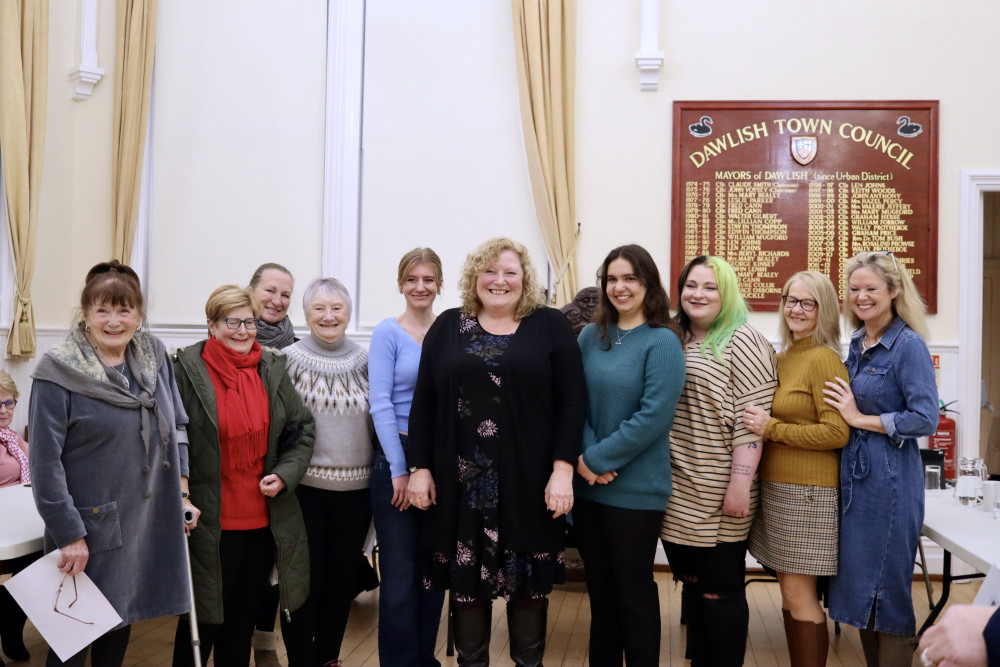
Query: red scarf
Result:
<box><xmin>201</xmin><ymin>337</ymin><xmax>270</xmax><ymax>471</ymax></box>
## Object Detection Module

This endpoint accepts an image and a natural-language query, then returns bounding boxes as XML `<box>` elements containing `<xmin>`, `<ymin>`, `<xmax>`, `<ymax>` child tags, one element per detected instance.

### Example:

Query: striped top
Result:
<box><xmin>660</xmin><ymin>324</ymin><xmax>777</xmax><ymax>546</ymax></box>
<box><xmin>759</xmin><ymin>336</ymin><xmax>850</xmax><ymax>487</ymax></box>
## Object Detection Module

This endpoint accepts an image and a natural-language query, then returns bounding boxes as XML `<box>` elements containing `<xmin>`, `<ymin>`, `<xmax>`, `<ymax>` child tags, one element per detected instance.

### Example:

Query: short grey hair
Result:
<box><xmin>302</xmin><ymin>277</ymin><xmax>353</xmax><ymax>319</ymax></box>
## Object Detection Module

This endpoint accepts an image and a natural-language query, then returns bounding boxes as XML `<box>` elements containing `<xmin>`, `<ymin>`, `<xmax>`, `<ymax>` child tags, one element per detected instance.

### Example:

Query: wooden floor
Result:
<box><xmin>8</xmin><ymin>574</ymin><xmax>979</xmax><ymax>666</ymax></box>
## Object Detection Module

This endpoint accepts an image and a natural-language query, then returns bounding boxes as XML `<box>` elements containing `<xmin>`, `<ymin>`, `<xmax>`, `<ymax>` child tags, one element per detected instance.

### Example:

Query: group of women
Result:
<box><xmin>10</xmin><ymin>238</ymin><xmax>937</xmax><ymax>667</ymax></box>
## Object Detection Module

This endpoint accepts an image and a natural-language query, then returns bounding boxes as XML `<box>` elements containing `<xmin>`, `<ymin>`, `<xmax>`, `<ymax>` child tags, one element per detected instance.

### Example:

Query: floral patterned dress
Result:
<box><xmin>425</xmin><ymin>314</ymin><xmax>564</xmax><ymax>602</ymax></box>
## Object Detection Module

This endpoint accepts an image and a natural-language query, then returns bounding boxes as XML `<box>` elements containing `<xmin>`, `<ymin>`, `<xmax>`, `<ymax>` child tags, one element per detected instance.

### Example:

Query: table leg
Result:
<box><xmin>918</xmin><ymin>550</ymin><xmax>951</xmax><ymax>636</ymax></box>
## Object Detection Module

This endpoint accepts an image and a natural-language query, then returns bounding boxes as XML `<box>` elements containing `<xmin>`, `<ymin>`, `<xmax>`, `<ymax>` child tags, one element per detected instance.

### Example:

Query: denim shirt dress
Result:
<box><xmin>828</xmin><ymin>317</ymin><xmax>938</xmax><ymax>635</ymax></box>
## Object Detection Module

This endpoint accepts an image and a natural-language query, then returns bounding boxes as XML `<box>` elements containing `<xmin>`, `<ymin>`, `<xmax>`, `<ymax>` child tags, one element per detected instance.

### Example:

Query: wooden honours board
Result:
<box><xmin>671</xmin><ymin>101</ymin><xmax>938</xmax><ymax>312</ymax></box>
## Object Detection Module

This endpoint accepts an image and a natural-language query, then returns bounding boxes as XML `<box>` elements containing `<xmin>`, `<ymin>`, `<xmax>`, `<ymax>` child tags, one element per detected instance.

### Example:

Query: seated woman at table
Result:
<box><xmin>30</xmin><ymin>261</ymin><xmax>191</xmax><ymax>667</ymax></box>
<box><xmin>0</xmin><ymin>369</ymin><xmax>30</xmax><ymax>664</ymax></box>
<box><xmin>822</xmin><ymin>251</ymin><xmax>938</xmax><ymax>667</ymax></box>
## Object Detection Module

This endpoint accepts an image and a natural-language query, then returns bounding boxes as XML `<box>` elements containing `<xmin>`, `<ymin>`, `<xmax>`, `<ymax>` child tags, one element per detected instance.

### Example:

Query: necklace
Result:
<box><xmin>615</xmin><ymin>326</ymin><xmax>637</xmax><ymax>345</ymax></box>
<box><xmin>105</xmin><ymin>361</ymin><xmax>129</xmax><ymax>390</ymax></box>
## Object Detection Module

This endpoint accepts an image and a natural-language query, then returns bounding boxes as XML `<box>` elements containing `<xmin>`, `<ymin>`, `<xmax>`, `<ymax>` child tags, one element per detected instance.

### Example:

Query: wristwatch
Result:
<box><xmin>408</xmin><ymin>466</ymin><xmax>421</xmax><ymax>474</ymax></box>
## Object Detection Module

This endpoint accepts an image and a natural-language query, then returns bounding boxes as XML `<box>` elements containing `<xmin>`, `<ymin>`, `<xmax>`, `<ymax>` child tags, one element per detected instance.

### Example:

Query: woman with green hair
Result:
<box><xmin>659</xmin><ymin>255</ymin><xmax>777</xmax><ymax>667</ymax></box>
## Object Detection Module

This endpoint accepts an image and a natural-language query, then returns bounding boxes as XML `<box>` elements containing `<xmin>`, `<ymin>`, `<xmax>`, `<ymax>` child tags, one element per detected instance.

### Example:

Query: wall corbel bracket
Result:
<box><xmin>69</xmin><ymin>0</ymin><xmax>104</xmax><ymax>100</ymax></box>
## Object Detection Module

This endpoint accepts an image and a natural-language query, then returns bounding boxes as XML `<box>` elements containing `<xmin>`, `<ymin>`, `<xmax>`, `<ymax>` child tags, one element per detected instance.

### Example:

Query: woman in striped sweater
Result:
<box><xmin>660</xmin><ymin>255</ymin><xmax>777</xmax><ymax>667</ymax></box>
<box><xmin>743</xmin><ymin>271</ymin><xmax>849</xmax><ymax>667</ymax></box>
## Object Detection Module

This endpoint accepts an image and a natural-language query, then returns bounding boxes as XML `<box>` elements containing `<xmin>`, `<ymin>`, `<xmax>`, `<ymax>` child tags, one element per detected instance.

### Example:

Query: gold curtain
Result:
<box><xmin>511</xmin><ymin>0</ymin><xmax>577</xmax><ymax>305</ymax></box>
<box><xmin>112</xmin><ymin>0</ymin><xmax>157</xmax><ymax>265</ymax></box>
<box><xmin>0</xmin><ymin>0</ymin><xmax>48</xmax><ymax>358</ymax></box>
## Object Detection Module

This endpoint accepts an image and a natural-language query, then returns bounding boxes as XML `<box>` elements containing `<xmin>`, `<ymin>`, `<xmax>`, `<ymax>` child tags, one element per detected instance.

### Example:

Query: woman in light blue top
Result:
<box><xmin>369</xmin><ymin>248</ymin><xmax>446</xmax><ymax>667</ymax></box>
<box><xmin>823</xmin><ymin>250</ymin><xmax>938</xmax><ymax>667</ymax></box>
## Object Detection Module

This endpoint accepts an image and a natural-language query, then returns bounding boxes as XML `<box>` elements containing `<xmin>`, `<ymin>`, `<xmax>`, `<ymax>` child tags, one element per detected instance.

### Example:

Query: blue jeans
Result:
<box><xmin>371</xmin><ymin>437</ymin><xmax>445</xmax><ymax>667</ymax></box>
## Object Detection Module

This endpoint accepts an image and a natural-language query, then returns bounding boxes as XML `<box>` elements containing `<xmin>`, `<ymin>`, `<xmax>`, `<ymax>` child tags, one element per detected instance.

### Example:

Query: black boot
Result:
<box><xmin>507</xmin><ymin>598</ymin><xmax>547</xmax><ymax>667</ymax></box>
<box><xmin>0</xmin><ymin>588</ymin><xmax>28</xmax><ymax>663</ymax></box>
<box><xmin>453</xmin><ymin>602</ymin><xmax>492</xmax><ymax>666</ymax></box>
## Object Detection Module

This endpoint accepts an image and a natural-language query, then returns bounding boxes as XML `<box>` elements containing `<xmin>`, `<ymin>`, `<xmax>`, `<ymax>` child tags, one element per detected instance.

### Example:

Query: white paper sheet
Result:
<box><xmin>973</xmin><ymin>563</ymin><xmax>1000</xmax><ymax>606</ymax></box>
<box><xmin>5</xmin><ymin>550</ymin><xmax>123</xmax><ymax>661</ymax></box>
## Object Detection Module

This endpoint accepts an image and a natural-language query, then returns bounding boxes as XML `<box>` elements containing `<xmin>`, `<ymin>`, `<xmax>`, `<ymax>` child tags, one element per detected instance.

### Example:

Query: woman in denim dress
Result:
<box><xmin>823</xmin><ymin>251</ymin><xmax>938</xmax><ymax>666</ymax></box>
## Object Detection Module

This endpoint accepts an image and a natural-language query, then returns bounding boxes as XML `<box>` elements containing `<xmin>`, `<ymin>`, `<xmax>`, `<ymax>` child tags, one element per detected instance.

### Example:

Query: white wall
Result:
<box><xmin>359</xmin><ymin>0</ymin><xmax>544</xmax><ymax>329</ymax></box>
<box><xmin>148</xmin><ymin>0</ymin><xmax>328</xmax><ymax>326</ymax></box>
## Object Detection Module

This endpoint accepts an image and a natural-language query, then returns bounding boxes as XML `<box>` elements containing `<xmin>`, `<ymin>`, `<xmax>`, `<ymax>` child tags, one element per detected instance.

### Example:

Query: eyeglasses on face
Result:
<box><xmin>781</xmin><ymin>296</ymin><xmax>817</xmax><ymax>312</ymax></box>
<box><xmin>219</xmin><ymin>318</ymin><xmax>258</xmax><ymax>331</ymax></box>
<box><xmin>54</xmin><ymin>573</ymin><xmax>94</xmax><ymax>625</ymax></box>
<box><xmin>0</xmin><ymin>399</ymin><xmax>15</xmax><ymax>410</ymax></box>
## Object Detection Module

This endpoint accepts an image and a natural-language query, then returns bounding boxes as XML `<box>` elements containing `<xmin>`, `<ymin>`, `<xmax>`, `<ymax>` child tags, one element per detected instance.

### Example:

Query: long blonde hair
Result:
<box><xmin>778</xmin><ymin>271</ymin><xmax>841</xmax><ymax>356</ymax></box>
<box><xmin>844</xmin><ymin>251</ymin><xmax>928</xmax><ymax>339</ymax></box>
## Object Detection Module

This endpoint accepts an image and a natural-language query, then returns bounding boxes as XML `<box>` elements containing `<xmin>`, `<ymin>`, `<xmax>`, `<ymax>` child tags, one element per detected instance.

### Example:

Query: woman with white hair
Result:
<box><xmin>280</xmin><ymin>278</ymin><xmax>374</xmax><ymax>667</ymax></box>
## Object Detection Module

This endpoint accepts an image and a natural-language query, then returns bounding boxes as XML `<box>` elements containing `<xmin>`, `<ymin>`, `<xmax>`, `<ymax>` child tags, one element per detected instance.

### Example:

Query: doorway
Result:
<box><xmin>983</xmin><ymin>192</ymin><xmax>1000</xmax><ymax>472</ymax></box>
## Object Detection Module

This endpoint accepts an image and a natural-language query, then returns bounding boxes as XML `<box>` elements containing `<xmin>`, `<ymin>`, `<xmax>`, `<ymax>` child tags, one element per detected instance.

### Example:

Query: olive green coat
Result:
<box><xmin>174</xmin><ymin>342</ymin><xmax>315</xmax><ymax>625</ymax></box>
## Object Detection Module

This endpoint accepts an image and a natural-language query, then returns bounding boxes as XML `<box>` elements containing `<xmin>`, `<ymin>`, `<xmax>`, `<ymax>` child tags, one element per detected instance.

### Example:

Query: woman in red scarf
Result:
<box><xmin>172</xmin><ymin>286</ymin><xmax>315</xmax><ymax>667</ymax></box>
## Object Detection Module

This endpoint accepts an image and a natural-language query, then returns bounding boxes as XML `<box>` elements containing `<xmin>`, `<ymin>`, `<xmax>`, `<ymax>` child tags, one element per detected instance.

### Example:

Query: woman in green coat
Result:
<box><xmin>171</xmin><ymin>285</ymin><xmax>315</xmax><ymax>667</ymax></box>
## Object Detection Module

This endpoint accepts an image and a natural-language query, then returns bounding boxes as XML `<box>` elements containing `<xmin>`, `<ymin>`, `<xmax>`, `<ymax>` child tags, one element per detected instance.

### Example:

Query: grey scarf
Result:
<box><xmin>32</xmin><ymin>323</ymin><xmax>171</xmax><ymax>455</ymax></box>
<box><xmin>255</xmin><ymin>316</ymin><xmax>295</xmax><ymax>349</ymax></box>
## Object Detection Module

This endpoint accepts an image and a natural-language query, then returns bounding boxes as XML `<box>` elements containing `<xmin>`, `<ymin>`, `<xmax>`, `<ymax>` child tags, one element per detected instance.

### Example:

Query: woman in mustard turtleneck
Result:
<box><xmin>742</xmin><ymin>270</ymin><xmax>849</xmax><ymax>667</ymax></box>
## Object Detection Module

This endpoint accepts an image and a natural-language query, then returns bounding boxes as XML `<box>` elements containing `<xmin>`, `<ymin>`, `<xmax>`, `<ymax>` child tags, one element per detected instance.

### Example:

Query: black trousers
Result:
<box><xmin>662</xmin><ymin>538</ymin><xmax>749</xmax><ymax>667</ymax></box>
<box><xmin>173</xmin><ymin>527</ymin><xmax>275</xmax><ymax>667</ymax></box>
<box><xmin>281</xmin><ymin>486</ymin><xmax>372</xmax><ymax>667</ymax></box>
<box><xmin>574</xmin><ymin>497</ymin><xmax>663</xmax><ymax>667</ymax></box>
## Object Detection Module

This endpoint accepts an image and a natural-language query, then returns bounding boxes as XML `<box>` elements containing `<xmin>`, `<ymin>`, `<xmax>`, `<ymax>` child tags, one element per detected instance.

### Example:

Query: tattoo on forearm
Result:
<box><xmin>747</xmin><ymin>441</ymin><xmax>760</xmax><ymax>449</ymax></box>
<box><xmin>733</xmin><ymin>463</ymin><xmax>751</xmax><ymax>476</ymax></box>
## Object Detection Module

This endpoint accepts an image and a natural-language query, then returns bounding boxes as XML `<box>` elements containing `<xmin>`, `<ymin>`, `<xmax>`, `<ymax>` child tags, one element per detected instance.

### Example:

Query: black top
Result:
<box><xmin>409</xmin><ymin>307</ymin><xmax>587</xmax><ymax>553</ymax></box>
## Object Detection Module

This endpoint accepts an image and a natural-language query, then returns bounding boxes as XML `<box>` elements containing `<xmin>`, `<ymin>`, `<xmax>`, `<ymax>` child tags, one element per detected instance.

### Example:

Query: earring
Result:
<box><xmin>85</xmin><ymin>325</ymin><xmax>91</xmax><ymax>332</ymax></box>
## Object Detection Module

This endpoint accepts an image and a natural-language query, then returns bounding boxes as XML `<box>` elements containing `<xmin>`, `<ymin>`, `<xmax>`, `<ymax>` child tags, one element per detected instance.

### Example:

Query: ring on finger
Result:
<box><xmin>919</xmin><ymin>648</ymin><xmax>935</xmax><ymax>667</ymax></box>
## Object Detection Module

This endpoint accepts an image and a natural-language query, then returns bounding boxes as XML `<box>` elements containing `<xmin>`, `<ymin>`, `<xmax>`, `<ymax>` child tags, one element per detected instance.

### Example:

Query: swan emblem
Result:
<box><xmin>689</xmin><ymin>116</ymin><xmax>713</xmax><ymax>137</ymax></box>
<box><xmin>897</xmin><ymin>116</ymin><xmax>923</xmax><ymax>138</ymax></box>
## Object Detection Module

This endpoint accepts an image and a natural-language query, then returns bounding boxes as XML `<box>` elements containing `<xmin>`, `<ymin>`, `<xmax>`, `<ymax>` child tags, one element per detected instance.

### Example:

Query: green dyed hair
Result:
<box><xmin>676</xmin><ymin>255</ymin><xmax>749</xmax><ymax>361</ymax></box>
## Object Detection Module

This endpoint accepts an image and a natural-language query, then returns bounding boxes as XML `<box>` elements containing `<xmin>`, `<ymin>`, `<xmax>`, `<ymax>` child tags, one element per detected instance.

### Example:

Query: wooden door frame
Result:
<box><xmin>958</xmin><ymin>170</ymin><xmax>1000</xmax><ymax>457</ymax></box>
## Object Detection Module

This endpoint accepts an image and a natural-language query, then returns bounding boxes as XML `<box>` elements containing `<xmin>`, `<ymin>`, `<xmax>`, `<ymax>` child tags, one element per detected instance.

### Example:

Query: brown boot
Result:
<box><xmin>788</xmin><ymin>615</ymin><xmax>829</xmax><ymax>667</ymax></box>
<box><xmin>782</xmin><ymin>609</ymin><xmax>801</xmax><ymax>666</ymax></box>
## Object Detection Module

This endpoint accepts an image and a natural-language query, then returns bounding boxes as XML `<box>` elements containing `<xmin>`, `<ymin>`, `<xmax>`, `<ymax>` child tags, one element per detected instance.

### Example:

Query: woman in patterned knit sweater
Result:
<box><xmin>743</xmin><ymin>271</ymin><xmax>849</xmax><ymax>667</ymax></box>
<box><xmin>281</xmin><ymin>278</ymin><xmax>374</xmax><ymax>667</ymax></box>
<box><xmin>660</xmin><ymin>255</ymin><xmax>777</xmax><ymax>667</ymax></box>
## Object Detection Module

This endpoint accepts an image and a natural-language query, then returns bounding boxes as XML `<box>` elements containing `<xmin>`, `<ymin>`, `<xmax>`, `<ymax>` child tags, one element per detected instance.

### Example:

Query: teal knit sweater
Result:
<box><xmin>574</xmin><ymin>322</ymin><xmax>686</xmax><ymax>511</ymax></box>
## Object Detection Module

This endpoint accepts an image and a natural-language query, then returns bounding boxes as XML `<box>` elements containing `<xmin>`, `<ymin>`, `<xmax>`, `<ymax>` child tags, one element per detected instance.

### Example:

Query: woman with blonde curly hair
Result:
<box><xmin>407</xmin><ymin>237</ymin><xmax>587</xmax><ymax>667</ymax></box>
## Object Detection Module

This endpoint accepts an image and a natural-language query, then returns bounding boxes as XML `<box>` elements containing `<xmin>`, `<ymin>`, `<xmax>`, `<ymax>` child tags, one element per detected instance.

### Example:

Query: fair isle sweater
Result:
<box><xmin>284</xmin><ymin>334</ymin><xmax>373</xmax><ymax>491</ymax></box>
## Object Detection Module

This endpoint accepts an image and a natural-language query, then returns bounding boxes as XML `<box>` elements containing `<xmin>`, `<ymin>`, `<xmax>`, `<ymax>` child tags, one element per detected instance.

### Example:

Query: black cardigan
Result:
<box><xmin>408</xmin><ymin>306</ymin><xmax>586</xmax><ymax>553</ymax></box>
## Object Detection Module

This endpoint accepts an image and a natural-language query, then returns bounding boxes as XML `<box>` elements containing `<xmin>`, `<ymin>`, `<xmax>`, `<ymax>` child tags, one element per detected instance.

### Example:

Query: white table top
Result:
<box><xmin>0</xmin><ymin>483</ymin><xmax>44</xmax><ymax>560</ymax></box>
<box><xmin>922</xmin><ymin>489</ymin><xmax>1000</xmax><ymax>574</ymax></box>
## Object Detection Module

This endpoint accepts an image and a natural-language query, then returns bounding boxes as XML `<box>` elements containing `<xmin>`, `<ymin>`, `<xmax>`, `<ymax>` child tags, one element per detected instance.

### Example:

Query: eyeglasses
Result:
<box><xmin>876</xmin><ymin>250</ymin><xmax>899</xmax><ymax>272</ymax></box>
<box><xmin>0</xmin><ymin>399</ymin><xmax>15</xmax><ymax>410</ymax></box>
<box><xmin>54</xmin><ymin>574</ymin><xmax>94</xmax><ymax>625</ymax></box>
<box><xmin>782</xmin><ymin>296</ymin><xmax>817</xmax><ymax>312</ymax></box>
<box><xmin>219</xmin><ymin>318</ymin><xmax>257</xmax><ymax>331</ymax></box>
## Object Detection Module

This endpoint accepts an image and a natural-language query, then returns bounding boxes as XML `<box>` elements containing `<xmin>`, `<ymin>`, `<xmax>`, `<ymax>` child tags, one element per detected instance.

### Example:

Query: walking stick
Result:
<box><xmin>183</xmin><ymin>508</ymin><xmax>202</xmax><ymax>666</ymax></box>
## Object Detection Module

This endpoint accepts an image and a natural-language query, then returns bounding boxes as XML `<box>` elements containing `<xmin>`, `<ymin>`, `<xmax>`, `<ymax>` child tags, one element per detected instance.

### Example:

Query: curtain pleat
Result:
<box><xmin>112</xmin><ymin>0</ymin><xmax>157</xmax><ymax>265</ymax></box>
<box><xmin>512</xmin><ymin>0</ymin><xmax>577</xmax><ymax>305</ymax></box>
<box><xmin>0</xmin><ymin>0</ymin><xmax>48</xmax><ymax>358</ymax></box>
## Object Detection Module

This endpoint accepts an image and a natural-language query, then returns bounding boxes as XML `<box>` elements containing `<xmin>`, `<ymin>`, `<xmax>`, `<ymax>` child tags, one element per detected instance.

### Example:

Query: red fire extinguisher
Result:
<box><xmin>928</xmin><ymin>400</ymin><xmax>958</xmax><ymax>480</ymax></box>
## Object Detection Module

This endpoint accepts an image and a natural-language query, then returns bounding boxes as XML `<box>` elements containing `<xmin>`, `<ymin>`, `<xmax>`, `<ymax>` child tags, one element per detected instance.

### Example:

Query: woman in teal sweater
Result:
<box><xmin>574</xmin><ymin>244</ymin><xmax>686</xmax><ymax>667</ymax></box>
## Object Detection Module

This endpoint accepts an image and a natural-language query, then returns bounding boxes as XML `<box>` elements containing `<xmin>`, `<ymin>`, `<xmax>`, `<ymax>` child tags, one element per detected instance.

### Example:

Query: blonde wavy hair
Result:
<box><xmin>778</xmin><ymin>271</ymin><xmax>842</xmax><ymax>356</ymax></box>
<box><xmin>844</xmin><ymin>251</ymin><xmax>929</xmax><ymax>339</ymax></box>
<box><xmin>458</xmin><ymin>238</ymin><xmax>545</xmax><ymax>320</ymax></box>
